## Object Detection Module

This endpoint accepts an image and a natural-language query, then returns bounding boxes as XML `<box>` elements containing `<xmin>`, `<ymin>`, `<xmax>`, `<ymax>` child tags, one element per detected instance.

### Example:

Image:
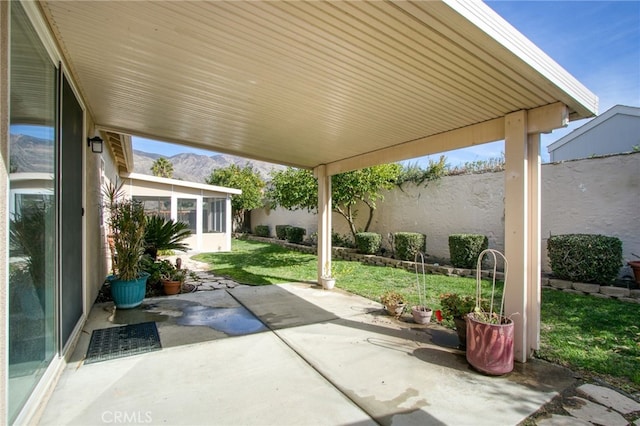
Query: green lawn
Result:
<box><xmin>194</xmin><ymin>238</ymin><xmax>640</xmax><ymax>392</ymax></box>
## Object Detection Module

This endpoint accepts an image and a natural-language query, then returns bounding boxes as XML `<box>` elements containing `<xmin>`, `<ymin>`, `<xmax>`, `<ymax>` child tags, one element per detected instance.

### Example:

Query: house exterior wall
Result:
<box><xmin>549</xmin><ymin>110</ymin><xmax>640</xmax><ymax>162</ymax></box>
<box><xmin>252</xmin><ymin>153</ymin><xmax>640</xmax><ymax>276</ymax></box>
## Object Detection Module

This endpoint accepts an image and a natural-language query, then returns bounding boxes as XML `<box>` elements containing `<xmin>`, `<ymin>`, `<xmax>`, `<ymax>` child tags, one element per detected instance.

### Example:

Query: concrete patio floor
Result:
<box><xmin>37</xmin><ymin>283</ymin><xmax>576</xmax><ymax>425</ymax></box>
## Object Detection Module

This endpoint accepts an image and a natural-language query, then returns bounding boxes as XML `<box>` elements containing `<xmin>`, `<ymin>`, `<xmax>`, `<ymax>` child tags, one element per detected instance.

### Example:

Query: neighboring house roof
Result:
<box><xmin>547</xmin><ymin>105</ymin><xmax>640</xmax><ymax>153</ymax></box>
<box><xmin>122</xmin><ymin>172</ymin><xmax>242</xmax><ymax>195</ymax></box>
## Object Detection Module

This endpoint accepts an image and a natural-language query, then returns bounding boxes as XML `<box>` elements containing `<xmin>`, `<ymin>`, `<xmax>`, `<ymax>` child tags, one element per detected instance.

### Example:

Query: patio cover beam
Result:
<box><xmin>326</xmin><ymin>102</ymin><xmax>568</xmax><ymax>176</ymax></box>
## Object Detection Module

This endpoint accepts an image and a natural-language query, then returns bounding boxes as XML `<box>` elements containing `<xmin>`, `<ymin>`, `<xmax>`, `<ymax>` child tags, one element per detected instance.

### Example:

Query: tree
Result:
<box><xmin>266</xmin><ymin>164</ymin><xmax>402</xmax><ymax>240</ymax></box>
<box><xmin>151</xmin><ymin>157</ymin><xmax>174</xmax><ymax>178</ymax></box>
<box><xmin>205</xmin><ymin>164</ymin><xmax>265</xmax><ymax>232</ymax></box>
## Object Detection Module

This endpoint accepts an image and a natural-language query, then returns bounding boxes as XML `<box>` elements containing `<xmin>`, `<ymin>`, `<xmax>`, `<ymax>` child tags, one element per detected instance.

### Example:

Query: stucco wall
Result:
<box><xmin>251</xmin><ymin>153</ymin><xmax>640</xmax><ymax>275</ymax></box>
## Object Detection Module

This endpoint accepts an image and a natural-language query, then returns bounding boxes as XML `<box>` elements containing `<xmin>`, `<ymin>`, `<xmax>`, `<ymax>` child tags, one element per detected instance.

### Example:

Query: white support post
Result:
<box><xmin>527</xmin><ymin>132</ymin><xmax>542</xmax><ymax>352</ymax></box>
<box><xmin>315</xmin><ymin>165</ymin><xmax>332</xmax><ymax>283</ymax></box>
<box><xmin>504</xmin><ymin>110</ymin><xmax>532</xmax><ymax>362</ymax></box>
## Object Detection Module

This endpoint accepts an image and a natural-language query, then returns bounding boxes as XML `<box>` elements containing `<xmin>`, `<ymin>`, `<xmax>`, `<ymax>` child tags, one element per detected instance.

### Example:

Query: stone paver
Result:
<box><xmin>577</xmin><ymin>383</ymin><xmax>640</xmax><ymax>414</ymax></box>
<box><xmin>536</xmin><ymin>414</ymin><xmax>591</xmax><ymax>426</ymax></box>
<box><xmin>563</xmin><ymin>397</ymin><xmax>628</xmax><ymax>426</ymax></box>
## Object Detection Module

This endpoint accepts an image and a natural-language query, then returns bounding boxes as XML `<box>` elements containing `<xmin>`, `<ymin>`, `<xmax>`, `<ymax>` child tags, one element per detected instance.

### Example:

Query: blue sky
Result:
<box><xmin>133</xmin><ymin>2</ymin><xmax>638</xmax><ymax>165</ymax></box>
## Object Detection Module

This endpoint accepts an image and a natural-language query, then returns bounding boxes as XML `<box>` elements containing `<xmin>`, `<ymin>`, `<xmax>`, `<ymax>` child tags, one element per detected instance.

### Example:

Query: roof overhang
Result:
<box><xmin>39</xmin><ymin>0</ymin><xmax>598</xmax><ymax>173</ymax></box>
<box><xmin>122</xmin><ymin>172</ymin><xmax>242</xmax><ymax>195</ymax></box>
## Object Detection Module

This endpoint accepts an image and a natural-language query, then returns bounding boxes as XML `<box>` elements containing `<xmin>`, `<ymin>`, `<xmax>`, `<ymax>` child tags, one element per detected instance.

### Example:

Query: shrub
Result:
<box><xmin>355</xmin><ymin>232</ymin><xmax>382</xmax><ymax>254</ymax></box>
<box><xmin>547</xmin><ymin>234</ymin><xmax>623</xmax><ymax>283</ymax></box>
<box><xmin>254</xmin><ymin>225</ymin><xmax>270</xmax><ymax>237</ymax></box>
<box><xmin>285</xmin><ymin>226</ymin><xmax>306</xmax><ymax>244</ymax></box>
<box><xmin>275</xmin><ymin>225</ymin><xmax>291</xmax><ymax>240</ymax></box>
<box><xmin>393</xmin><ymin>232</ymin><xmax>425</xmax><ymax>261</ymax></box>
<box><xmin>448</xmin><ymin>234</ymin><xmax>488</xmax><ymax>269</ymax></box>
<box><xmin>332</xmin><ymin>232</ymin><xmax>354</xmax><ymax>248</ymax></box>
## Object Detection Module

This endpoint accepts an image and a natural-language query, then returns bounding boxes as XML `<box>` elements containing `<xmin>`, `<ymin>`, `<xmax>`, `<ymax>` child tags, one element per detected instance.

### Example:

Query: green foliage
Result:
<box><xmin>439</xmin><ymin>293</ymin><xmax>476</xmax><ymax>319</ymax></box>
<box><xmin>332</xmin><ymin>164</ymin><xmax>401</xmax><ymax>239</ymax></box>
<box><xmin>393</xmin><ymin>232</ymin><xmax>425</xmax><ymax>261</ymax></box>
<box><xmin>151</xmin><ymin>157</ymin><xmax>174</xmax><ymax>178</ymax></box>
<box><xmin>355</xmin><ymin>232</ymin><xmax>382</xmax><ymax>254</ymax></box>
<box><xmin>275</xmin><ymin>225</ymin><xmax>291</xmax><ymax>240</ymax></box>
<box><xmin>332</xmin><ymin>232</ymin><xmax>354</xmax><ymax>248</ymax></box>
<box><xmin>285</xmin><ymin>226</ymin><xmax>305</xmax><ymax>244</ymax></box>
<box><xmin>254</xmin><ymin>225</ymin><xmax>270</xmax><ymax>237</ymax></box>
<box><xmin>144</xmin><ymin>215</ymin><xmax>191</xmax><ymax>254</ymax></box>
<box><xmin>267</xmin><ymin>164</ymin><xmax>402</xmax><ymax>240</ymax></box>
<box><xmin>206</xmin><ymin>164</ymin><xmax>265</xmax><ymax>231</ymax></box>
<box><xmin>397</xmin><ymin>155</ymin><xmax>447</xmax><ymax>186</ymax></box>
<box><xmin>110</xmin><ymin>199</ymin><xmax>146</xmax><ymax>281</ymax></box>
<box><xmin>267</xmin><ymin>167</ymin><xmax>317</xmax><ymax>211</ymax></box>
<box><xmin>547</xmin><ymin>234</ymin><xmax>622</xmax><ymax>283</ymax></box>
<box><xmin>447</xmin><ymin>153</ymin><xmax>505</xmax><ymax>175</ymax></box>
<box><xmin>448</xmin><ymin>234</ymin><xmax>489</xmax><ymax>269</ymax></box>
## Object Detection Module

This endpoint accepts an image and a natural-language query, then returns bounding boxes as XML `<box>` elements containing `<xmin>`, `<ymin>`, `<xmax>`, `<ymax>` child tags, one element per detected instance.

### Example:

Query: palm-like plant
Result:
<box><xmin>111</xmin><ymin>199</ymin><xmax>146</xmax><ymax>281</ymax></box>
<box><xmin>151</xmin><ymin>157</ymin><xmax>174</xmax><ymax>178</ymax></box>
<box><xmin>144</xmin><ymin>215</ymin><xmax>191</xmax><ymax>258</ymax></box>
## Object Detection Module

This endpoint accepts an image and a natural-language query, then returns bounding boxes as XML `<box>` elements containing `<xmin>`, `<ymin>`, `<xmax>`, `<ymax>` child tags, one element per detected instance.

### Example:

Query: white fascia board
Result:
<box><xmin>122</xmin><ymin>172</ymin><xmax>242</xmax><ymax>195</ymax></box>
<box><xmin>445</xmin><ymin>0</ymin><xmax>598</xmax><ymax>118</ymax></box>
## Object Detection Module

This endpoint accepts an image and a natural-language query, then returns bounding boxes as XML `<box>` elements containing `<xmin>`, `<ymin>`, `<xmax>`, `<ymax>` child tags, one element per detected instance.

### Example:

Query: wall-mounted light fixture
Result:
<box><xmin>87</xmin><ymin>136</ymin><xmax>104</xmax><ymax>153</ymax></box>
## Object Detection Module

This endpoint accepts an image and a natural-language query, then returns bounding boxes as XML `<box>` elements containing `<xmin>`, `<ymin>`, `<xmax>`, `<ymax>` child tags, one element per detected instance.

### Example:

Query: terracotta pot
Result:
<box><xmin>162</xmin><ymin>279</ymin><xmax>182</xmax><ymax>295</ymax></box>
<box><xmin>628</xmin><ymin>261</ymin><xmax>640</xmax><ymax>284</ymax></box>
<box><xmin>385</xmin><ymin>303</ymin><xmax>405</xmax><ymax>317</ymax></box>
<box><xmin>466</xmin><ymin>313</ymin><xmax>514</xmax><ymax>375</ymax></box>
<box><xmin>453</xmin><ymin>317</ymin><xmax>467</xmax><ymax>349</ymax></box>
<box><xmin>411</xmin><ymin>306</ymin><xmax>432</xmax><ymax>324</ymax></box>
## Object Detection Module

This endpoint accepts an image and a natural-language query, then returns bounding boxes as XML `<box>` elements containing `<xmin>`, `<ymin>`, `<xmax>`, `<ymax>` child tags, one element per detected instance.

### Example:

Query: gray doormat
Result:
<box><xmin>85</xmin><ymin>322</ymin><xmax>161</xmax><ymax>364</ymax></box>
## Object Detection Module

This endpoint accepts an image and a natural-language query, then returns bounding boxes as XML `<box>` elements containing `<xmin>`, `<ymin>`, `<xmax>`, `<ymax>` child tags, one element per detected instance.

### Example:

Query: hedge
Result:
<box><xmin>254</xmin><ymin>225</ymin><xmax>270</xmax><ymax>238</ymax></box>
<box><xmin>448</xmin><ymin>234</ymin><xmax>488</xmax><ymax>269</ymax></box>
<box><xmin>394</xmin><ymin>232</ymin><xmax>426</xmax><ymax>261</ymax></box>
<box><xmin>285</xmin><ymin>226</ymin><xmax>306</xmax><ymax>244</ymax></box>
<box><xmin>275</xmin><ymin>225</ymin><xmax>291</xmax><ymax>240</ymax></box>
<box><xmin>355</xmin><ymin>232</ymin><xmax>382</xmax><ymax>255</ymax></box>
<box><xmin>547</xmin><ymin>234</ymin><xmax>622</xmax><ymax>283</ymax></box>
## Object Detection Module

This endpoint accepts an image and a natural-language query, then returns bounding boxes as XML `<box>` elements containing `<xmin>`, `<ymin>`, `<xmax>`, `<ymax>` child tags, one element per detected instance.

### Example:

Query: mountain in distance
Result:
<box><xmin>133</xmin><ymin>150</ymin><xmax>286</xmax><ymax>183</ymax></box>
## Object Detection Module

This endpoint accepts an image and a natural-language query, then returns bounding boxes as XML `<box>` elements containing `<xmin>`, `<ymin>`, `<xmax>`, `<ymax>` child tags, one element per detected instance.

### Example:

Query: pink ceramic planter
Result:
<box><xmin>466</xmin><ymin>313</ymin><xmax>514</xmax><ymax>375</ymax></box>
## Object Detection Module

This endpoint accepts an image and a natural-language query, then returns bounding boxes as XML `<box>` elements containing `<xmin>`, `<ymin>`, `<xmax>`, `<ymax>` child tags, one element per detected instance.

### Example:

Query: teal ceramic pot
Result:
<box><xmin>109</xmin><ymin>272</ymin><xmax>149</xmax><ymax>309</ymax></box>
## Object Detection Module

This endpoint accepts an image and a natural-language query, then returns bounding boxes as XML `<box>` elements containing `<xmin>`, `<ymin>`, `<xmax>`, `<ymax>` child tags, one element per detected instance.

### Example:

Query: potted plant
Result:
<box><xmin>412</xmin><ymin>252</ymin><xmax>432</xmax><ymax>324</ymax></box>
<box><xmin>161</xmin><ymin>267</ymin><xmax>187</xmax><ymax>295</ymax></box>
<box><xmin>108</xmin><ymin>199</ymin><xmax>149</xmax><ymax>309</ymax></box>
<box><xmin>439</xmin><ymin>293</ymin><xmax>476</xmax><ymax>348</ymax></box>
<box><xmin>101</xmin><ymin>178</ymin><xmax>126</xmax><ymax>275</ymax></box>
<box><xmin>320</xmin><ymin>261</ymin><xmax>336</xmax><ymax>290</ymax></box>
<box><xmin>380</xmin><ymin>291</ymin><xmax>406</xmax><ymax>317</ymax></box>
<box><xmin>466</xmin><ymin>249</ymin><xmax>514</xmax><ymax>376</ymax></box>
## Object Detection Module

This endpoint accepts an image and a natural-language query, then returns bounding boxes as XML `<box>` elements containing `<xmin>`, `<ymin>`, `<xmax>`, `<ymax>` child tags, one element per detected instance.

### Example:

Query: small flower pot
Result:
<box><xmin>162</xmin><ymin>279</ymin><xmax>182</xmax><ymax>295</ymax></box>
<box><xmin>385</xmin><ymin>303</ymin><xmax>405</xmax><ymax>317</ymax></box>
<box><xmin>321</xmin><ymin>277</ymin><xmax>336</xmax><ymax>290</ymax></box>
<box><xmin>411</xmin><ymin>306</ymin><xmax>432</xmax><ymax>324</ymax></box>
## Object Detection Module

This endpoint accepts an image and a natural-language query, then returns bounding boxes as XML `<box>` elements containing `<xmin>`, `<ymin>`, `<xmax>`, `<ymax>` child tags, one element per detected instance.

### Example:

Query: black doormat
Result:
<box><xmin>85</xmin><ymin>322</ymin><xmax>161</xmax><ymax>364</ymax></box>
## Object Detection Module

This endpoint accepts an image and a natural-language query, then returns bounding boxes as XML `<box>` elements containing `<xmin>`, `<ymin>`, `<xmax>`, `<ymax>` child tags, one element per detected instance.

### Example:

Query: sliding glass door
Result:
<box><xmin>8</xmin><ymin>3</ymin><xmax>57</xmax><ymax>422</ymax></box>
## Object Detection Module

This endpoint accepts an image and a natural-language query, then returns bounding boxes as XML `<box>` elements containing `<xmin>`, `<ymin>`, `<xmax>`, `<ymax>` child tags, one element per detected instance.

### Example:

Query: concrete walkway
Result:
<box><xmin>38</xmin><ymin>278</ymin><xmax>639</xmax><ymax>425</ymax></box>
